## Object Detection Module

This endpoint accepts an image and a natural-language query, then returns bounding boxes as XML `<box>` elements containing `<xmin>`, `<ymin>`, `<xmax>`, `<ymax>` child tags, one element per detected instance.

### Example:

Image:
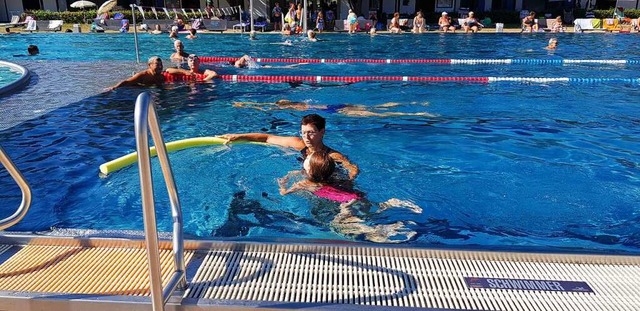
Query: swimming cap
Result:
<box><xmin>442</xmin><ymin>12</ymin><xmax>447</xmax><ymax>15</ymax></box>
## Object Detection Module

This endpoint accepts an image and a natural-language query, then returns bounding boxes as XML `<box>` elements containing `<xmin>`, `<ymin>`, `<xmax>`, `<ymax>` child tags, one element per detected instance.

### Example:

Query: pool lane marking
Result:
<box><xmin>218</xmin><ymin>75</ymin><xmax>638</xmax><ymax>84</ymax></box>
<box><xmin>197</xmin><ymin>56</ymin><xmax>636</xmax><ymax>65</ymax></box>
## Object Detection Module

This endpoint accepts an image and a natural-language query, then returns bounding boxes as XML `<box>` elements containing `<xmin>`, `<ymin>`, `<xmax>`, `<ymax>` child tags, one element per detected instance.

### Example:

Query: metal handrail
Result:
<box><xmin>134</xmin><ymin>92</ymin><xmax>186</xmax><ymax>311</ymax></box>
<box><xmin>0</xmin><ymin>145</ymin><xmax>32</xmax><ymax>231</ymax></box>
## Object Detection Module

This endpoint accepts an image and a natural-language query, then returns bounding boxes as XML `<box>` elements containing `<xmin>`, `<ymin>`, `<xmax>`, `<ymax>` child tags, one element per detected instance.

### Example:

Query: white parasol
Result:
<box><xmin>71</xmin><ymin>1</ymin><xmax>96</xmax><ymax>23</ymax></box>
<box><xmin>97</xmin><ymin>0</ymin><xmax>117</xmax><ymax>15</ymax></box>
<box><xmin>70</xmin><ymin>0</ymin><xmax>96</xmax><ymax>9</ymax></box>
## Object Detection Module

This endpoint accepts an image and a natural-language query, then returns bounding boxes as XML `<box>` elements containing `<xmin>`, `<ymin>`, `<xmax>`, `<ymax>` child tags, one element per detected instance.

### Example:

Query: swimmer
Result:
<box><xmin>546</xmin><ymin>38</ymin><xmax>558</xmax><ymax>50</ymax></box>
<box><xmin>169</xmin><ymin>26</ymin><xmax>179</xmax><ymax>39</ymax></box>
<box><xmin>27</xmin><ymin>45</ymin><xmax>39</xmax><ymax>56</ymax></box>
<box><xmin>249</xmin><ymin>31</ymin><xmax>257</xmax><ymax>40</ymax></box>
<box><xmin>221</xmin><ymin>114</ymin><xmax>359</xmax><ymax>180</ymax></box>
<box><xmin>165</xmin><ymin>54</ymin><xmax>219</xmax><ymax>81</ymax></box>
<box><xmin>278</xmin><ymin>151</ymin><xmax>421</xmax><ymax>243</ymax></box>
<box><xmin>186</xmin><ymin>28</ymin><xmax>197</xmax><ymax>39</ymax></box>
<box><xmin>307</xmin><ymin>30</ymin><xmax>317</xmax><ymax>42</ymax></box>
<box><xmin>369</xmin><ymin>27</ymin><xmax>377</xmax><ymax>35</ymax></box>
<box><xmin>271</xmin><ymin>39</ymin><xmax>293</xmax><ymax>46</ymax></box>
<box><xmin>170</xmin><ymin>40</ymin><xmax>190</xmax><ymax>62</ymax></box>
<box><xmin>107</xmin><ymin>56</ymin><xmax>165</xmax><ymax>90</ymax></box>
<box><xmin>233</xmin><ymin>55</ymin><xmax>308</xmax><ymax>69</ymax></box>
<box><xmin>233</xmin><ymin>100</ymin><xmax>436</xmax><ymax>117</ymax></box>
<box><xmin>150</xmin><ymin>24</ymin><xmax>162</xmax><ymax>34</ymax></box>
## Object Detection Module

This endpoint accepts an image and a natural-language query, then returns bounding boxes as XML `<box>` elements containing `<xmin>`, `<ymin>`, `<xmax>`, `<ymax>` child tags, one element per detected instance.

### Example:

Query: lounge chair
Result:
<box><xmin>24</xmin><ymin>16</ymin><xmax>36</xmax><ymax>32</ymax></box>
<box><xmin>208</xmin><ymin>18</ymin><xmax>227</xmax><ymax>32</ymax></box>
<box><xmin>233</xmin><ymin>21</ymin><xmax>249</xmax><ymax>32</ymax></box>
<box><xmin>47</xmin><ymin>20</ymin><xmax>63</xmax><ymax>32</ymax></box>
<box><xmin>0</xmin><ymin>15</ymin><xmax>25</xmax><ymax>28</ymax></box>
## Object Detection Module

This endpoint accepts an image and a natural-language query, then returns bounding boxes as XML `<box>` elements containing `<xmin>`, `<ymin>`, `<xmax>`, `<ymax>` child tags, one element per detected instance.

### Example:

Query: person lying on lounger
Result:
<box><xmin>233</xmin><ymin>99</ymin><xmax>435</xmax><ymax>117</ymax></box>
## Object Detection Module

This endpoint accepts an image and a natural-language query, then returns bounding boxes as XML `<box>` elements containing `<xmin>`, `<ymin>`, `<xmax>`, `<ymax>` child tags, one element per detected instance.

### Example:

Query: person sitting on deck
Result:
<box><xmin>522</xmin><ymin>11</ymin><xmax>539</xmax><ymax>32</ymax></box>
<box><xmin>463</xmin><ymin>11</ymin><xmax>483</xmax><ymax>33</ymax></box>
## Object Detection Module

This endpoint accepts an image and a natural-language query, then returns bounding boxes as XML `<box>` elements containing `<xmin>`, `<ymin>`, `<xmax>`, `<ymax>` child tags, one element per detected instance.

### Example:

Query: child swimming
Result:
<box><xmin>278</xmin><ymin>151</ymin><xmax>422</xmax><ymax>243</ymax></box>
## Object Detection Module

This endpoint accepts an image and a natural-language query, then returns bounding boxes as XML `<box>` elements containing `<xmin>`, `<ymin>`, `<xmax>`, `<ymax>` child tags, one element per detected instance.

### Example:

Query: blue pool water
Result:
<box><xmin>1</xmin><ymin>33</ymin><xmax>639</xmax><ymax>254</ymax></box>
<box><xmin>0</xmin><ymin>66</ymin><xmax>21</xmax><ymax>88</ymax></box>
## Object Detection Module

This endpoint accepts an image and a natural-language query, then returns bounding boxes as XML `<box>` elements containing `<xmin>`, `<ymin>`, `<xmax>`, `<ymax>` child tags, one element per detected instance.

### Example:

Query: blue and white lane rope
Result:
<box><xmin>488</xmin><ymin>77</ymin><xmax>640</xmax><ymax>83</ymax></box>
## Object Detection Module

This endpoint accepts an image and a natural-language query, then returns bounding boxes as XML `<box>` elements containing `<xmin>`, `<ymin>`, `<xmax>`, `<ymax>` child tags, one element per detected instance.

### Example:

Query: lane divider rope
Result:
<box><xmin>197</xmin><ymin>56</ymin><xmax>640</xmax><ymax>65</ymax></box>
<box><xmin>162</xmin><ymin>73</ymin><xmax>640</xmax><ymax>84</ymax></box>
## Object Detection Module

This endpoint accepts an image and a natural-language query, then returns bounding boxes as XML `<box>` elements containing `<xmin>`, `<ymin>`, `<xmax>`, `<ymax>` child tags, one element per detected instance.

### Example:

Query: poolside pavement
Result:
<box><xmin>7</xmin><ymin>23</ymin><xmax>586</xmax><ymax>34</ymax></box>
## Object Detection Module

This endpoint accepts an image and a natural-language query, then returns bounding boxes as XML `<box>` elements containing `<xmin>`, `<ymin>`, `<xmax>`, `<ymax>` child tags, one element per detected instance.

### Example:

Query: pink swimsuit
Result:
<box><xmin>313</xmin><ymin>185</ymin><xmax>362</xmax><ymax>203</ymax></box>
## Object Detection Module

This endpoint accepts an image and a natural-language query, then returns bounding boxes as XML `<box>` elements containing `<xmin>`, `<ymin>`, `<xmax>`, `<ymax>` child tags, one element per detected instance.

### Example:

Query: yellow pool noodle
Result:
<box><xmin>99</xmin><ymin>136</ymin><xmax>258</xmax><ymax>176</ymax></box>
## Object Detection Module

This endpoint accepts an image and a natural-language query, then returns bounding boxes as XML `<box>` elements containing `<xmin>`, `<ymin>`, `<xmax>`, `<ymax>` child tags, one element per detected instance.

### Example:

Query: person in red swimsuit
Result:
<box><xmin>165</xmin><ymin>54</ymin><xmax>218</xmax><ymax>81</ymax></box>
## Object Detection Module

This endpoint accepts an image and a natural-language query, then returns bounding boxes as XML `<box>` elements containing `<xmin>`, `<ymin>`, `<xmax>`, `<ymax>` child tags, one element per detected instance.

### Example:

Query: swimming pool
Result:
<box><xmin>1</xmin><ymin>33</ymin><xmax>639</xmax><ymax>254</ymax></box>
<box><xmin>0</xmin><ymin>64</ymin><xmax>22</xmax><ymax>88</ymax></box>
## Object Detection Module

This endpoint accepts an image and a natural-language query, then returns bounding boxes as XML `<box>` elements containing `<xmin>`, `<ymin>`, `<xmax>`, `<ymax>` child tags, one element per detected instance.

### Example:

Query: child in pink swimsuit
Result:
<box><xmin>279</xmin><ymin>150</ymin><xmax>362</xmax><ymax>204</ymax></box>
<box><xmin>278</xmin><ymin>151</ymin><xmax>422</xmax><ymax>243</ymax></box>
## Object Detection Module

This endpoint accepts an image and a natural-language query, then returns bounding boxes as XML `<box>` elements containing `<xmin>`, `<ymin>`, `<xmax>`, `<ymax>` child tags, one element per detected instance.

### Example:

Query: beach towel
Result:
<box><xmin>25</xmin><ymin>19</ymin><xmax>37</xmax><ymax>31</ymax></box>
<box><xmin>591</xmin><ymin>19</ymin><xmax>602</xmax><ymax>28</ymax></box>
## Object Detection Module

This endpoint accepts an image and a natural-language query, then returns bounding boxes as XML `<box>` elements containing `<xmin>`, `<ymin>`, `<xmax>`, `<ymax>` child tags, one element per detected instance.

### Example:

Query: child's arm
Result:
<box><xmin>277</xmin><ymin>170</ymin><xmax>304</xmax><ymax>195</ymax></box>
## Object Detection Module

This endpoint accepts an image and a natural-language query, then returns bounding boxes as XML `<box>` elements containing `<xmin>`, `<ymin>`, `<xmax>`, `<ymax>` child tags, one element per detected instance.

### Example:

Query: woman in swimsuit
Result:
<box><xmin>463</xmin><ymin>11</ymin><xmax>483</xmax><ymax>33</ymax></box>
<box><xmin>412</xmin><ymin>11</ymin><xmax>426</xmax><ymax>33</ymax></box>
<box><xmin>438</xmin><ymin>12</ymin><xmax>456</xmax><ymax>32</ymax></box>
<box><xmin>389</xmin><ymin>12</ymin><xmax>402</xmax><ymax>34</ymax></box>
<box><xmin>522</xmin><ymin>11</ymin><xmax>538</xmax><ymax>32</ymax></box>
<box><xmin>278</xmin><ymin>151</ymin><xmax>421</xmax><ymax>243</ymax></box>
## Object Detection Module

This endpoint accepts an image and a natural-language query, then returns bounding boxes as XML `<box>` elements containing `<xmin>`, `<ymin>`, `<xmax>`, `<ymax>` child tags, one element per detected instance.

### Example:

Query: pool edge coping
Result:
<box><xmin>0</xmin><ymin>60</ymin><xmax>30</xmax><ymax>97</ymax></box>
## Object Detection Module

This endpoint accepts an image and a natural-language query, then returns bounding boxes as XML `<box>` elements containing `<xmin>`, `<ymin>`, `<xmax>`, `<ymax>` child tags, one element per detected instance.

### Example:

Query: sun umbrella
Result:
<box><xmin>71</xmin><ymin>0</ymin><xmax>96</xmax><ymax>23</ymax></box>
<box><xmin>70</xmin><ymin>0</ymin><xmax>96</xmax><ymax>9</ymax></box>
<box><xmin>97</xmin><ymin>0</ymin><xmax>117</xmax><ymax>15</ymax></box>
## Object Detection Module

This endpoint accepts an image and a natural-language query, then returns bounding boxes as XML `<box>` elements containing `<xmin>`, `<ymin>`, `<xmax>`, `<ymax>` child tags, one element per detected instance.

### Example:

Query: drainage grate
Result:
<box><xmin>185</xmin><ymin>244</ymin><xmax>640</xmax><ymax>310</ymax></box>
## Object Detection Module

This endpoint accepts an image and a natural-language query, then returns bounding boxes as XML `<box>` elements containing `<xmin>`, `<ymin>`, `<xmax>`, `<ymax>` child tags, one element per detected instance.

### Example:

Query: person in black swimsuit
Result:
<box><xmin>522</xmin><ymin>11</ymin><xmax>539</xmax><ymax>32</ymax></box>
<box><xmin>220</xmin><ymin>114</ymin><xmax>359</xmax><ymax>180</ymax></box>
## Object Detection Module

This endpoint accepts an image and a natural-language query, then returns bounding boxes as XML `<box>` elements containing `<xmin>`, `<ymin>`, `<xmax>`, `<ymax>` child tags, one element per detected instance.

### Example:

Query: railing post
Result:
<box><xmin>0</xmin><ymin>145</ymin><xmax>32</xmax><ymax>231</ymax></box>
<box><xmin>134</xmin><ymin>93</ymin><xmax>164</xmax><ymax>311</ymax></box>
<box><xmin>134</xmin><ymin>92</ymin><xmax>186</xmax><ymax>311</ymax></box>
<box><xmin>131</xmin><ymin>4</ymin><xmax>141</xmax><ymax>64</ymax></box>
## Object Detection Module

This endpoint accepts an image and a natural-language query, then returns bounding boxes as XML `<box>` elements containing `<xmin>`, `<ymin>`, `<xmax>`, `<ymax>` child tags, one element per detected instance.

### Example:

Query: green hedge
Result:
<box><xmin>591</xmin><ymin>9</ymin><xmax>640</xmax><ymax>19</ymax></box>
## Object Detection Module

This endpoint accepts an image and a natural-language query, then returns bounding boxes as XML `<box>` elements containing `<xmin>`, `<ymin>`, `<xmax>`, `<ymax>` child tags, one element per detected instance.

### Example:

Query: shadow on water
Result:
<box><xmin>212</xmin><ymin>191</ymin><xmax>322</xmax><ymax>237</ymax></box>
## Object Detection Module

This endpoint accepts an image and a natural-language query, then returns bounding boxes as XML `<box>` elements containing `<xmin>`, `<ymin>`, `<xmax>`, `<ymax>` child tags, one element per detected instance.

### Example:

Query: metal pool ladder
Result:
<box><xmin>134</xmin><ymin>91</ymin><xmax>186</xmax><ymax>311</ymax></box>
<box><xmin>0</xmin><ymin>145</ymin><xmax>32</xmax><ymax>231</ymax></box>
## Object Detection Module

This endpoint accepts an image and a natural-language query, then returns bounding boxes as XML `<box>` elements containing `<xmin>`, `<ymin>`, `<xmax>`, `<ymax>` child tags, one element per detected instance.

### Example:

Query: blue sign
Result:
<box><xmin>464</xmin><ymin>277</ymin><xmax>594</xmax><ymax>293</ymax></box>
